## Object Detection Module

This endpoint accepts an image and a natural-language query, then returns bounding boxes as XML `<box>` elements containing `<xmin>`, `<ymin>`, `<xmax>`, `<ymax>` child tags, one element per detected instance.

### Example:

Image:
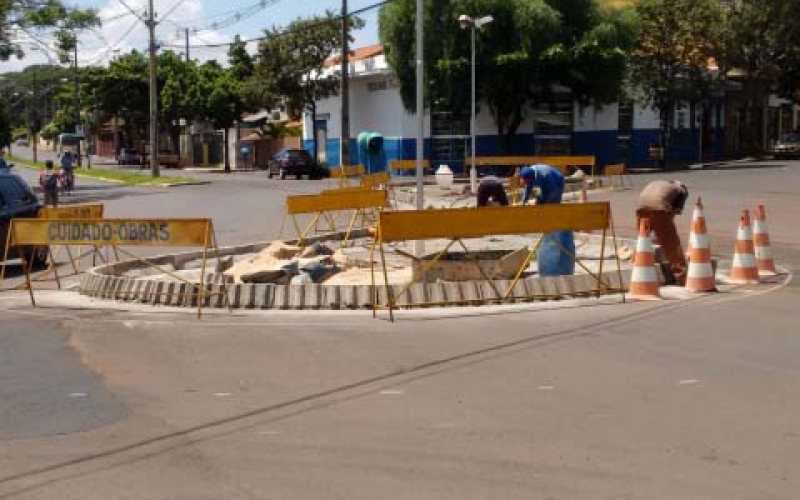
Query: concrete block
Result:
<box><xmin>479</xmin><ymin>281</ymin><xmax>501</xmax><ymax>304</ymax></box>
<box><xmin>153</xmin><ymin>281</ymin><xmax>165</xmax><ymax>304</ymax></box>
<box><xmin>511</xmin><ymin>278</ymin><xmax>529</xmax><ymax>302</ymax></box>
<box><xmin>525</xmin><ymin>276</ymin><xmax>546</xmax><ymax>298</ymax></box>
<box><xmin>391</xmin><ymin>285</ymin><xmax>411</xmax><ymax>307</ymax></box>
<box><xmin>261</xmin><ymin>284</ymin><xmax>276</xmax><ymax>309</ymax></box>
<box><xmin>288</xmin><ymin>285</ymin><xmax>305</xmax><ymax>309</ymax></box>
<box><xmin>356</xmin><ymin>285</ymin><xmax>373</xmax><ymax>309</ymax></box>
<box><xmin>408</xmin><ymin>282</ymin><xmax>428</xmax><ymax>307</ymax></box>
<box><xmin>461</xmin><ymin>281</ymin><xmax>482</xmax><ymax>305</ymax></box>
<box><xmin>323</xmin><ymin>286</ymin><xmax>342</xmax><ymax>310</ymax></box>
<box><xmin>303</xmin><ymin>284</ymin><xmax>323</xmax><ymax>309</ymax></box>
<box><xmin>428</xmin><ymin>283</ymin><xmax>447</xmax><ymax>306</ymax></box>
<box><xmin>442</xmin><ymin>282</ymin><xmax>463</xmax><ymax>304</ymax></box>
<box><xmin>274</xmin><ymin>285</ymin><xmax>290</xmax><ymax>309</ymax></box>
<box><xmin>493</xmin><ymin>279</ymin><xmax>512</xmax><ymax>302</ymax></box>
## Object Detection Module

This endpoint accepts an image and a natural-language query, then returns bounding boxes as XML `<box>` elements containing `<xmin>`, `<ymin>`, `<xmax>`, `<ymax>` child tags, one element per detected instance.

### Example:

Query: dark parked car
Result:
<box><xmin>772</xmin><ymin>133</ymin><xmax>800</xmax><ymax>159</ymax></box>
<box><xmin>0</xmin><ymin>172</ymin><xmax>48</xmax><ymax>268</ymax></box>
<box><xmin>117</xmin><ymin>148</ymin><xmax>142</xmax><ymax>166</ymax></box>
<box><xmin>267</xmin><ymin>149</ymin><xmax>315</xmax><ymax>179</ymax></box>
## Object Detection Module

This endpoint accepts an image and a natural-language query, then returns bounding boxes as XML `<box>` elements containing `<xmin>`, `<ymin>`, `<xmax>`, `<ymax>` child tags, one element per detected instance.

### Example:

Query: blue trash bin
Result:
<box><xmin>537</xmin><ymin>230</ymin><xmax>575</xmax><ymax>276</ymax></box>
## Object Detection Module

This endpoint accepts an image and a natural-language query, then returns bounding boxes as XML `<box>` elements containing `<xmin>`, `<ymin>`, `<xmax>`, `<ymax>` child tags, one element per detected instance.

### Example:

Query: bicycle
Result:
<box><xmin>60</xmin><ymin>169</ymin><xmax>75</xmax><ymax>195</ymax></box>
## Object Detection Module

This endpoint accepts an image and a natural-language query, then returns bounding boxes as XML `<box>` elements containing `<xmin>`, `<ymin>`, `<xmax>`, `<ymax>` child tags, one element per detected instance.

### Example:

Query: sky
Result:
<box><xmin>2</xmin><ymin>0</ymin><xmax>383</xmax><ymax>72</ymax></box>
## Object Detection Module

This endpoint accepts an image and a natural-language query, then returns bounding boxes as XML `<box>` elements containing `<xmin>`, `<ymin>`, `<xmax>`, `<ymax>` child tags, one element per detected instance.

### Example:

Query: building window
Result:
<box><xmin>618</xmin><ymin>101</ymin><xmax>633</xmax><ymax>163</ymax></box>
<box><xmin>367</xmin><ymin>80</ymin><xmax>388</xmax><ymax>92</ymax></box>
<box><xmin>532</xmin><ymin>91</ymin><xmax>573</xmax><ymax>155</ymax></box>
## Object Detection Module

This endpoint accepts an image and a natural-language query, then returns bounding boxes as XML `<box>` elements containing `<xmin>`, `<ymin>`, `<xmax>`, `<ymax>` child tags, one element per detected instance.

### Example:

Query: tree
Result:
<box><xmin>628</xmin><ymin>0</ymin><xmax>725</xmax><ymax>165</ymax></box>
<box><xmin>379</xmin><ymin>0</ymin><xmax>637</xmax><ymax>153</ymax></box>
<box><xmin>248</xmin><ymin>12</ymin><xmax>362</xmax><ymax>162</ymax></box>
<box><xmin>1</xmin><ymin>2</ymin><xmax>99</xmax><ymax>61</ymax></box>
<box><xmin>193</xmin><ymin>61</ymin><xmax>244</xmax><ymax>172</ymax></box>
<box><xmin>81</xmin><ymin>52</ymin><xmax>150</xmax><ymax>147</ymax></box>
<box><xmin>0</xmin><ymin>99</ymin><xmax>11</xmax><ymax>147</ymax></box>
<box><xmin>725</xmin><ymin>0</ymin><xmax>800</xmax><ymax>154</ymax></box>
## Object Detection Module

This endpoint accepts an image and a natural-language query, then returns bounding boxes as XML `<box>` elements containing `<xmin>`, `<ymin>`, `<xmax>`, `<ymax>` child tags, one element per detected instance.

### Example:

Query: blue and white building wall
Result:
<box><xmin>304</xmin><ymin>45</ymin><xmax>728</xmax><ymax>173</ymax></box>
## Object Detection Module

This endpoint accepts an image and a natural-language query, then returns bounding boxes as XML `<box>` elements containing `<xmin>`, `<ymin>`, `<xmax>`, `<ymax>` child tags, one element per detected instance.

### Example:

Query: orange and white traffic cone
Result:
<box><xmin>729</xmin><ymin>209</ymin><xmax>760</xmax><ymax>284</ymax></box>
<box><xmin>753</xmin><ymin>204</ymin><xmax>777</xmax><ymax>276</ymax></box>
<box><xmin>628</xmin><ymin>218</ymin><xmax>661</xmax><ymax>300</ymax></box>
<box><xmin>685</xmin><ymin>196</ymin><xmax>705</xmax><ymax>258</ymax></box>
<box><xmin>685</xmin><ymin>198</ymin><xmax>716</xmax><ymax>292</ymax></box>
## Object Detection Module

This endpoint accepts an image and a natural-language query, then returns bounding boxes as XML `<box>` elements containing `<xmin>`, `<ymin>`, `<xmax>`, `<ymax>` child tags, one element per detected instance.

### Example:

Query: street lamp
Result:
<box><xmin>458</xmin><ymin>14</ymin><xmax>493</xmax><ymax>194</ymax></box>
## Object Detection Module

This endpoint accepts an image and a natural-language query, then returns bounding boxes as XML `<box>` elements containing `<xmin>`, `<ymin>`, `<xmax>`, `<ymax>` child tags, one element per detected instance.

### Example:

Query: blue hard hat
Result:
<box><xmin>520</xmin><ymin>166</ymin><xmax>535</xmax><ymax>179</ymax></box>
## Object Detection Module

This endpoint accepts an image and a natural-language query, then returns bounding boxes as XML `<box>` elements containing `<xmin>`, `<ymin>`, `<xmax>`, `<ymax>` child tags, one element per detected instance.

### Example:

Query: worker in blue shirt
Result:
<box><xmin>519</xmin><ymin>164</ymin><xmax>565</xmax><ymax>205</ymax></box>
<box><xmin>519</xmin><ymin>164</ymin><xmax>573</xmax><ymax>276</ymax></box>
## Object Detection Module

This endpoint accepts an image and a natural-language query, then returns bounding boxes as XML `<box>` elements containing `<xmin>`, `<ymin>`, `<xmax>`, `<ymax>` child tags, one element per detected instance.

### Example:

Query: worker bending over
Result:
<box><xmin>476</xmin><ymin>175</ymin><xmax>509</xmax><ymax>207</ymax></box>
<box><xmin>519</xmin><ymin>165</ymin><xmax>565</xmax><ymax>205</ymax></box>
<box><xmin>636</xmin><ymin>180</ymin><xmax>689</xmax><ymax>285</ymax></box>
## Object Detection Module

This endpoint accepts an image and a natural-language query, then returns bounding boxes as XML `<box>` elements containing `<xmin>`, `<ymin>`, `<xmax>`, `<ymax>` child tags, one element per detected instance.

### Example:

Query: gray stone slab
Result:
<box><xmin>428</xmin><ymin>283</ymin><xmax>446</xmax><ymax>306</ymax></box>
<box><xmin>303</xmin><ymin>284</ymin><xmax>323</xmax><ymax>309</ymax></box>
<box><xmin>461</xmin><ymin>281</ymin><xmax>482</xmax><ymax>305</ymax></box>
<box><xmin>525</xmin><ymin>276</ymin><xmax>546</xmax><ymax>298</ymax></box>
<box><xmin>511</xmin><ymin>278</ymin><xmax>529</xmax><ymax>302</ymax></box>
<box><xmin>323</xmin><ymin>286</ymin><xmax>342</xmax><ymax>310</ymax></box>
<box><xmin>442</xmin><ymin>282</ymin><xmax>463</xmax><ymax>305</ymax></box>
<box><xmin>408</xmin><ymin>283</ymin><xmax>428</xmax><ymax>307</ymax></box>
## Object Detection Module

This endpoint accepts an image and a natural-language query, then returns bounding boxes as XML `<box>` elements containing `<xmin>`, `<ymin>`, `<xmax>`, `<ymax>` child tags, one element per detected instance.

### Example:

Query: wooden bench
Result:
<box><xmin>464</xmin><ymin>156</ymin><xmax>596</xmax><ymax>178</ymax></box>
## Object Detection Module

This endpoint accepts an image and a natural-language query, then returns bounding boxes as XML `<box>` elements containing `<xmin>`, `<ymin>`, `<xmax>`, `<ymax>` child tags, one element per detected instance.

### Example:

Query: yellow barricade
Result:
<box><xmin>3</xmin><ymin>218</ymin><xmax>226</xmax><ymax>317</ymax></box>
<box><xmin>370</xmin><ymin>202</ymin><xmax>624</xmax><ymax>321</ymax></box>
<box><xmin>602</xmin><ymin>163</ymin><xmax>628</xmax><ymax>189</ymax></box>
<box><xmin>361</xmin><ymin>171</ymin><xmax>390</xmax><ymax>189</ymax></box>
<box><xmin>39</xmin><ymin>204</ymin><xmax>106</xmax><ymax>277</ymax></box>
<box><xmin>330</xmin><ymin>164</ymin><xmax>366</xmax><ymax>188</ymax></box>
<box><xmin>284</xmin><ymin>189</ymin><xmax>389</xmax><ymax>246</ymax></box>
<box><xmin>464</xmin><ymin>155</ymin><xmax>596</xmax><ymax>178</ymax></box>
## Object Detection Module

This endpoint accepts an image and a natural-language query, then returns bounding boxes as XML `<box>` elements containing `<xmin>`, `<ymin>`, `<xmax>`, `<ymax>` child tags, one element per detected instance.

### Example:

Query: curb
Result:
<box><xmin>79</xmin><ymin>230</ymin><xmax>634</xmax><ymax>311</ymax></box>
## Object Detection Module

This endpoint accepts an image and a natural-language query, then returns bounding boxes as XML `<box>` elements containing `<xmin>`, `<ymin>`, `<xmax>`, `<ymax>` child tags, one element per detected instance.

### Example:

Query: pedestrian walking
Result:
<box><xmin>39</xmin><ymin>160</ymin><xmax>60</xmax><ymax>208</ymax></box>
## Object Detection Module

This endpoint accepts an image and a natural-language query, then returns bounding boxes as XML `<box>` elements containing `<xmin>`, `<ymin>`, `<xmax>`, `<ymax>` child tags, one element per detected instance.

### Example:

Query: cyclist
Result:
<box><xmin>59</xmin><ymin>150</ymin><xmax>75</xmax><ymax>194</ymax></box>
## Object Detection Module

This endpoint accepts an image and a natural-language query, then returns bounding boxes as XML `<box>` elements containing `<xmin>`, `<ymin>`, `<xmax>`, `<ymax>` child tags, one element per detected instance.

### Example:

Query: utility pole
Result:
<box><xmin>340</xmin><ymin>0</ymin><xmax>350</xmax><ymax>168</ymax></box>
<box><xmin>185</xmin><ymin>28</ymin><xmax>190</xmax><ymax>62</ymax></box>
<box><xmin>146</xmin><ymin>0</ymin><xmax>160</xmax><ymax>177</ymax></box>
<box><xmin>74</xmin><ymin>43</ymin><xmax>83</xmax><ymax>167</ymax></box>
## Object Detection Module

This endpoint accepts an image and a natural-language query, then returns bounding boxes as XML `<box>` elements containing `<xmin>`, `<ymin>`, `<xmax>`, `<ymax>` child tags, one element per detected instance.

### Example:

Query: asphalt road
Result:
<box><xmin>2</xmin><ymin>150</ymin><xmax>800</xmax><ymax>499</ymax></box>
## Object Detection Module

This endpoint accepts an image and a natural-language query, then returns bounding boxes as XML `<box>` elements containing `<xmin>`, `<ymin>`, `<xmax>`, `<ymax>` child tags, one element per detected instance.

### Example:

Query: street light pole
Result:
<box><xmin>469</xmin><ymin>23</ymin><xmax>476</xmax><ymax>193</ymax></box>
<box><xmin>458</xmin><ymin>14</ymin><xmax>493</xmax><ymax>194</ymax></box>
<box><xmin>74</xmin><ymin>43</ymin><xmax>83</xmax><ymax>167</ymax></box>
<box><xmin>414</xmin><ymin>0</ymin><xmax>424</xmax><ymax>257</ymax></box>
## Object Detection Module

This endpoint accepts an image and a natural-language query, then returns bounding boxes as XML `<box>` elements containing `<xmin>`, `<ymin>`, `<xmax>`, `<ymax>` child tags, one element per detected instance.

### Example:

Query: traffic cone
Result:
<box><xmin>729</xmin><ymin>209</ymin><xmax>760</xmax><ymax>284</ymax></box>
<box><xmin>753</xmin><ymin>204</ymin><xmax>777</xmax><ymax>276</ymax></box>
<box><xmin>685</xmin><ymin>198</ymin><xmax>716</xmax><ymax>292</ymax></box>
<box><xmin>628</xmin><ymin>218</ymin><xmax>661</xmax><ymax>300</ymax></box>
<box><xmin>685</xmin><ymin>196</ymin><xmax>706</xmax><ymax>258</ymax></box>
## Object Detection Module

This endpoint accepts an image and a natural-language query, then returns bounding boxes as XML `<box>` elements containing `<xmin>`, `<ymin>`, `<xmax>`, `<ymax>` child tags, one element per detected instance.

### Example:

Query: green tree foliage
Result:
<box><xmin>228</xmin><ymin>35</ymin><xmax>254</xmax><ymax>82</ymax></box>
<box><xmin>248</xmin><ymin>12</ymin><xmax>362</xmax><ymax>160</ymax></box>
<box><xmin>1</xmin><ymin>1</ymin><xmax>99</xmax><ymax>61</ymax></box>
<box><xmin>629</xmin><ymin>0</ymin><xmax>725</xmax><ymax>162</ymax></box>
<box><xmin>0</xmin><ymin>99</ymin><xmax>11</xmax><ymax>147</ymax></box>
<box><xmin>725</xmin><ymin>0</ymin><xmax>800</xmax><ymax>153</ymax></box>
<box><xmin>81</xmin><ymin>52</ymin><xmax>149</xmax><ymax>146</ymax></box>
<box><xmin>379</xmin><ymin>0</ymin><xmax>637</xmax><ymax>152</ymax></box>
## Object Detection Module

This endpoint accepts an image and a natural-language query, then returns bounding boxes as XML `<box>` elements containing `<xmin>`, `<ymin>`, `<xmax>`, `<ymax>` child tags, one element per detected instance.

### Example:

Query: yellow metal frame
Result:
<box><xmin>370</xmin><ymin>202</ymin><xmax>625</xmax><ymax>321</ymax></box>
<box><xmin>329</xmin><ymin>164</ymin><xmax>366</xmax><ymax>188</ymax></box>
<box><xmin>283</xmin><ymin>189</ymin><xmax>389</xmax><ymax>246</ymax></box>
<box><xmin>464</xmin><ymin>155</ymin><xmax>596</xmax><ymax>178</ymax></box>
<box><xmin>2</xmin><ymin>218</ymin><xmax>229</xmax><ymax>318</ymax></box>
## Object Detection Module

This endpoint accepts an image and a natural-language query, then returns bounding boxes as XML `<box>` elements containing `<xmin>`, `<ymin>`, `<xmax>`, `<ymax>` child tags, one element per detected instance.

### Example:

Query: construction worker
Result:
<box><xmin>636</xmin><ymin>180</ymin><xmax>689</xmax><ymax>285</ymax></box>
<box><xmin>519</xmin><ymin>165</ymin><xmax>565</xmax><ymax>205</ymax></box>
<box><xmin>476</xmin><ymin>175</ymin><xmax>509</xmax><ymax>207</ymax></box>
<box><xmin>519</xmin><ymin>165</ymin><xmax>573</xmax><ymax>276</ymax></box>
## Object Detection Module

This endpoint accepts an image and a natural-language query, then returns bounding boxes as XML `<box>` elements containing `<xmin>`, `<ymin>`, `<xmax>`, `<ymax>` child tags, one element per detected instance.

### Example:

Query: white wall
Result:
<box><xmin>574</xmin><ymin>104</ymin><xmax>618</xmax><ymax>132</ymax></box>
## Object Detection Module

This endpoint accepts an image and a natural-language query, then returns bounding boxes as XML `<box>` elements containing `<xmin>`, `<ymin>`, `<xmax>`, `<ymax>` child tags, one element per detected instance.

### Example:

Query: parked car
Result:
<box><xmin>0</xmin><ymin>172</ymin><xmax>47</xmax><ymax>268</ymax></box>
<box><xmin>15</xmin><ymin>138</ymin><xmax>29</xmax><ymax>147</ymax></box>
<box><xmin>772</xmin><ymin>133</ymin><xmax>800</xmax><ymax>159</ymax></box>
<box><xmin>117</xmin><ymin>148</ymin><xmax>142</xmax><ymax>166</ymax></box>
<box><xmin>267</xmin><ymin>149</ymin><xmax>315</xmax><ymax>179</ymax></box>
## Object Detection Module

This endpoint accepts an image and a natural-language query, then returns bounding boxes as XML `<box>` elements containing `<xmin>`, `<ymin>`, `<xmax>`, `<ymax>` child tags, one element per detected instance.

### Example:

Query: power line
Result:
<box><xmin>163</xmin><ymin>0</ymin><xmax>393</xmax><ymax>50</ymax></box>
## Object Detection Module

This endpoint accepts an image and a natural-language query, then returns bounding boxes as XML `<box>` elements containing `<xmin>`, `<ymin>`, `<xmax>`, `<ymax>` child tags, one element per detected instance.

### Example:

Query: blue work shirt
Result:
<box><xmin>60</xmin><ymin>153</ymin><xmax>75</xmax><ymax>172</ymax></box>
<box><xmin>521</xmin><ymin>164</ymin><xmax>565</xmax><ymax>204</ymax></box>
